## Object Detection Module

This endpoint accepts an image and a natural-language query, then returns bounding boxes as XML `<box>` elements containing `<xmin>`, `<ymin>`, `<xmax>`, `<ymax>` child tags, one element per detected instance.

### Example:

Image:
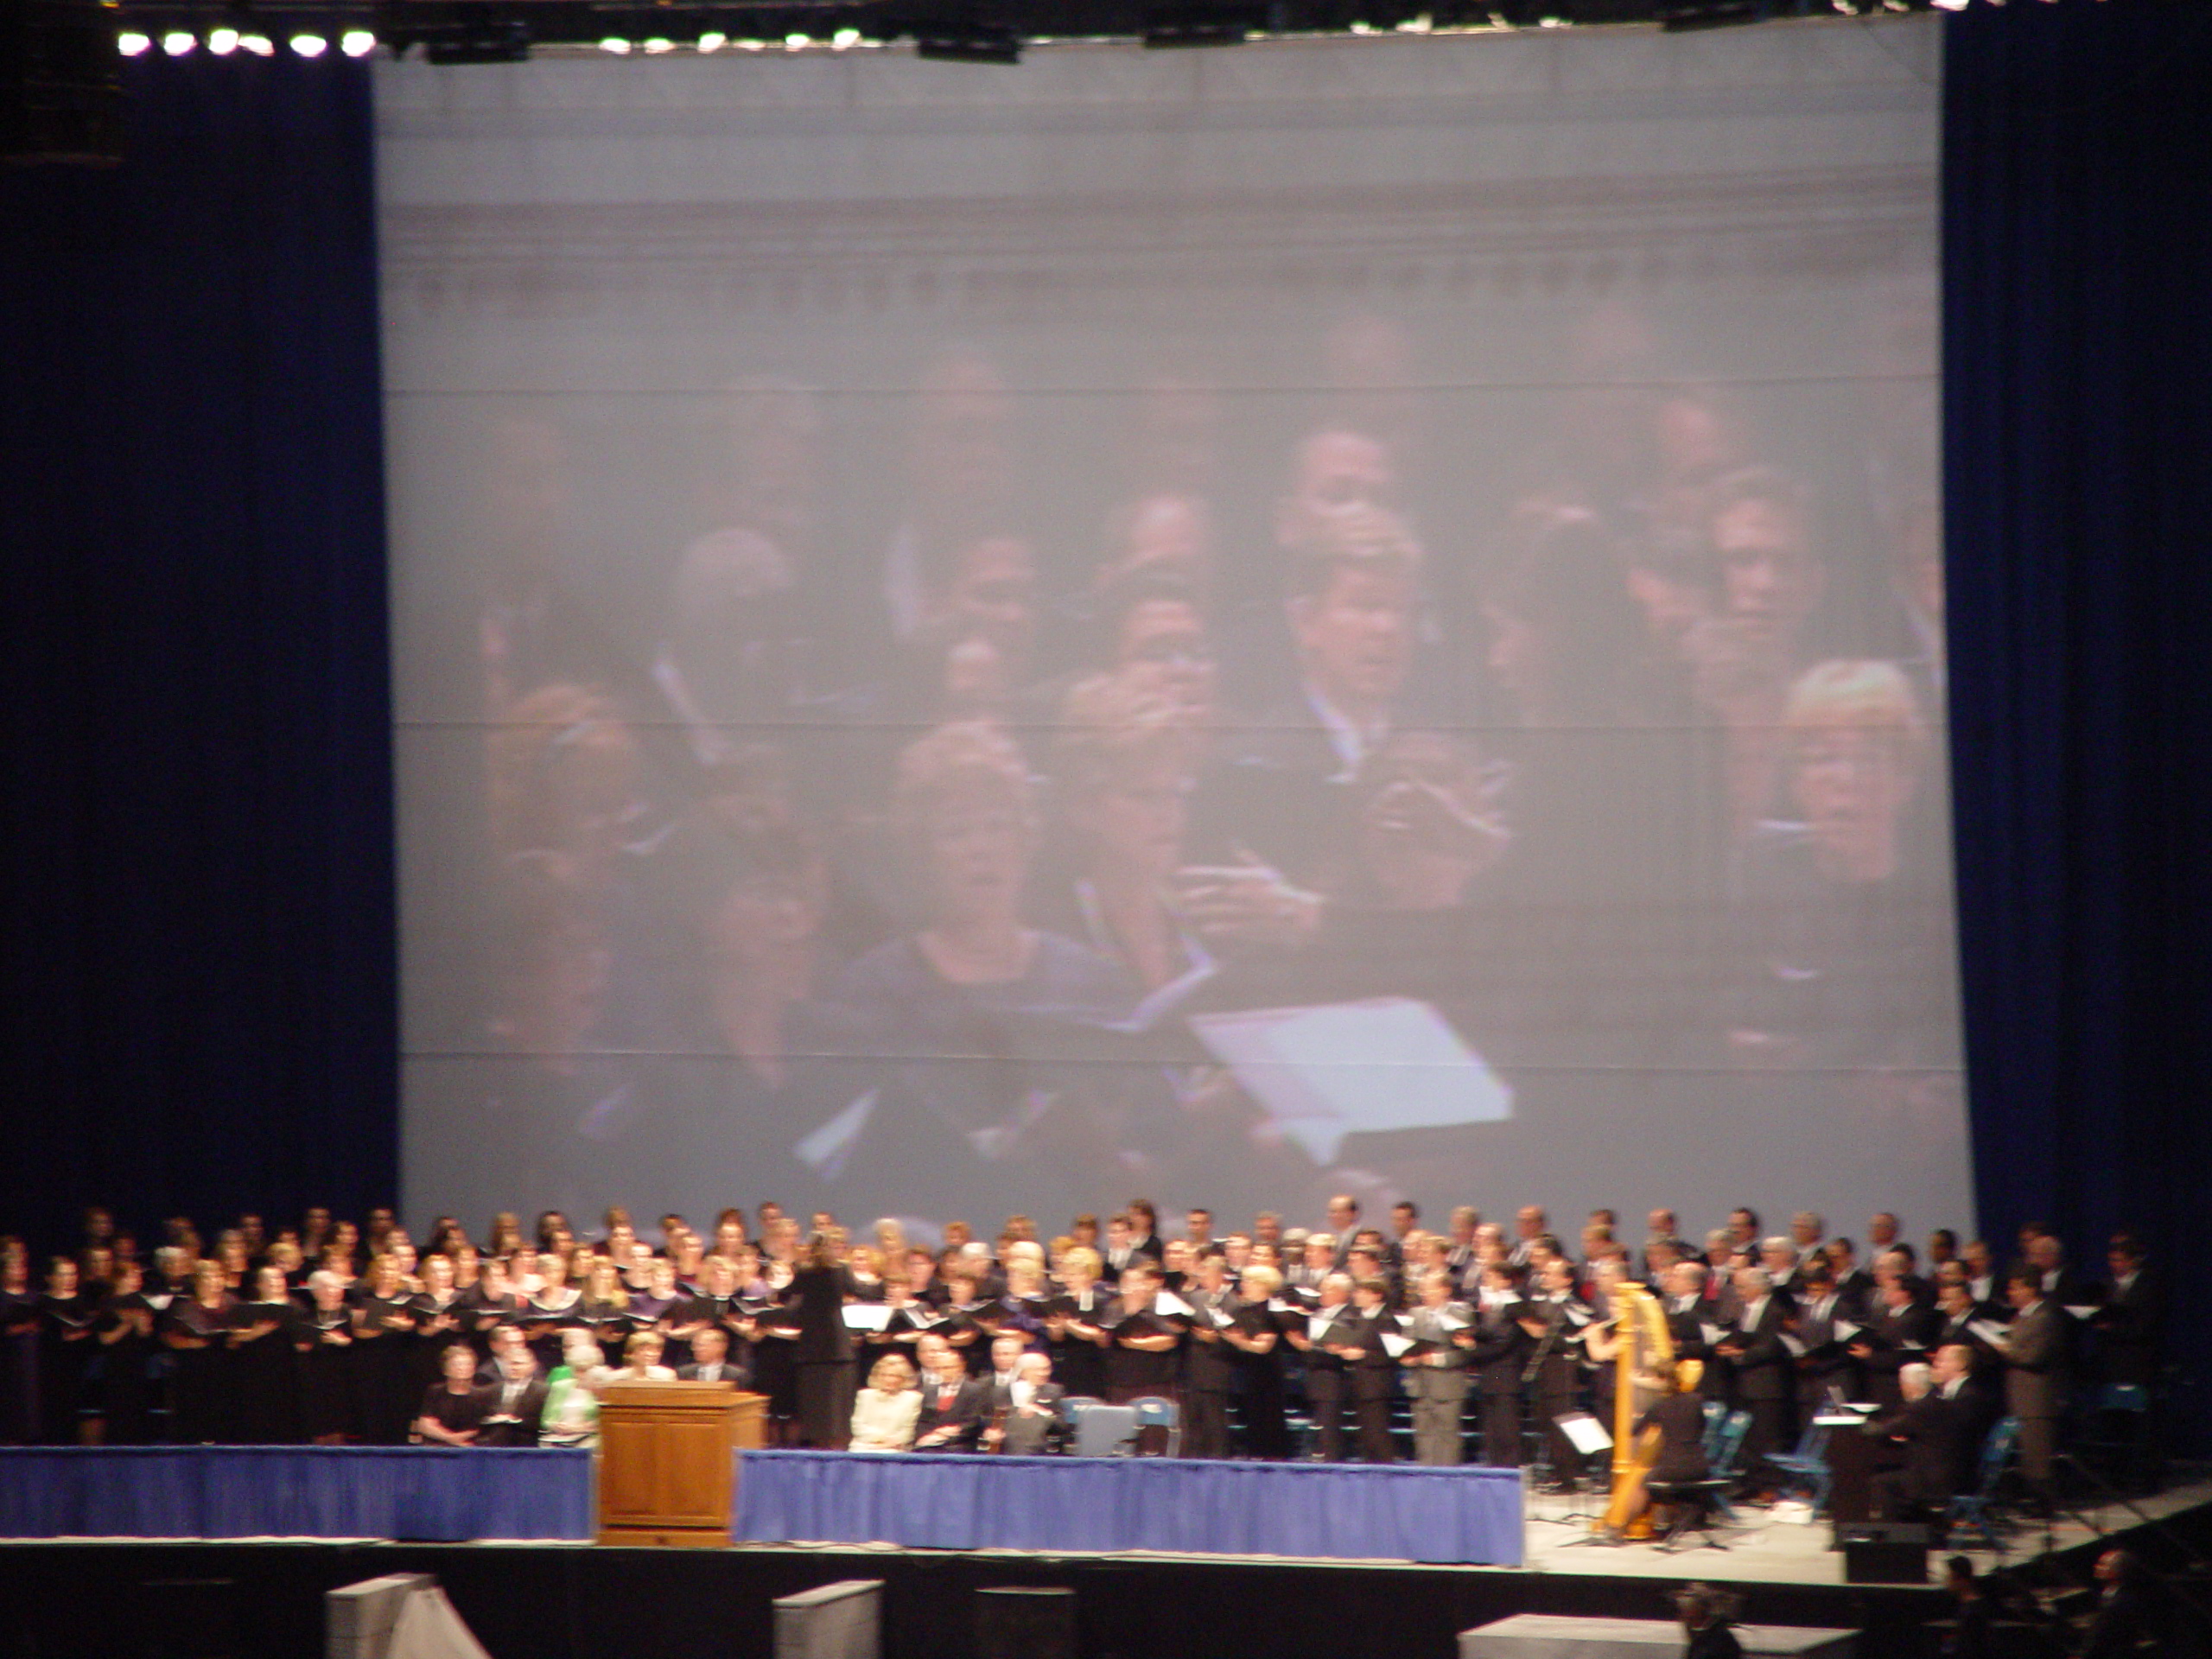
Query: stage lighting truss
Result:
<box><xmin>98</xmin><ymin>0</ymin><xmax>1995</xmax><ymax>67</ymax></box>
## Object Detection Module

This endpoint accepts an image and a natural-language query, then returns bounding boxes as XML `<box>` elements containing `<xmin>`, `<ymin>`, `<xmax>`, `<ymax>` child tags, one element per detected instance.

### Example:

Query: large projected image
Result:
<box><xmin>381</xmin><ymin>21</ymin><xmax>1965</xmax><ymax>1236</ymax></box>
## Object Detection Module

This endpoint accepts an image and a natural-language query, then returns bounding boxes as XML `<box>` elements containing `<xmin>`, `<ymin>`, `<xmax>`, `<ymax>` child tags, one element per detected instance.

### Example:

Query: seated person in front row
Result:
<box><xmin>416</xmin><ymin>1342</ymin><xmax>490</xmax><ymax>1446</ymax></box>
<box><xmin>677</xmin><ymin>1323</ymin><xmax>747</xmax><ymax>1385</ymax></box>
<box><xmin>850</xmin><ymin>1354</ymin><xmax>922</xmax><ymax>1452</ymax></box>
<box><xmin>478</xmin><ymin>1347</ymin><xmax>547</xmax><ymax>1446</ymax></box>
<box><xmin>615</xmin><ymin>1329</ymin><xmax>677</xmax><ymax>1381</ymax></box>
<box><xmin>982</xmin><ymin>1352</ymin><xmax>1067</xmax><ymax>1455</ymax></box>
<box><xmin>912</xmin><ymin>1333</ymin><xmax>987</xmax><ymax>1451</ymax></box>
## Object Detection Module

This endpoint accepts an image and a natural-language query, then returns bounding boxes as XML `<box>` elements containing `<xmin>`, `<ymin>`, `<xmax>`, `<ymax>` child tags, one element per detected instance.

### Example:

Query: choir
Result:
<box><xmin>0</xmin><ymin>1198</ymin><xmax>2159</xmax><ymax>1516</ymax></box>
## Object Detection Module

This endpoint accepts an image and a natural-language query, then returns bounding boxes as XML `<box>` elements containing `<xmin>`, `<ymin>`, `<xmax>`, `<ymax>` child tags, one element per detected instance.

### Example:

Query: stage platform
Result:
<box><xmin>3</xmin><ymin>1479</ymin><xmax>2204</xmax><ymax>1659</ymax></box>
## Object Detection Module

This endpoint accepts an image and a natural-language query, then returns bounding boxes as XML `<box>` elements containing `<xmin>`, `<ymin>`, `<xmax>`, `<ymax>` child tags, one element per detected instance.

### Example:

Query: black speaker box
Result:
<box><xmin>976</xmin><ymin>1586</ymin><xmax>1077</xmax><ymax>1659</ymax></box>
<box><xmin>1838</xmin><ymin>1521</ymin><xmax>1931</xmax><ymax>1583</ymax></box>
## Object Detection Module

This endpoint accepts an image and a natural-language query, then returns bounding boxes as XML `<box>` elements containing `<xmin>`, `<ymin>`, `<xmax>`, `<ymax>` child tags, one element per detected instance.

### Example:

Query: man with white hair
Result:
<box><xmin>1866</xmin><ymin>1358</ymin><xmax>1966</xmax><ymax>1523</ymax></box>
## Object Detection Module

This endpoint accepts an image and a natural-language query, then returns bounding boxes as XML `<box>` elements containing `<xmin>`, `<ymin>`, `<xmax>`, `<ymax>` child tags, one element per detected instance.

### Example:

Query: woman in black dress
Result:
<box><xmin>0</xmin><ymin>1240</ymin><xmax>39</xmax><ymax>1445</ymax></box>
<box><xmin>35</xmin><ymin>1256</ymin><xmax>97</xmax><ymax>1445</ymax></box>
<box><xmin>575</xmin><ymin>1257</ymin><xmax>633</xmax><ymax>1363</ymax></box>
<box><xmin>415</xmin><ymin>1344</ymin><xmax>489</xmax><ymax>1446</ymax></box>
<box><xmin>229</xmin><ymin>1265</ymin><xmax>302</xmax><ymax>1444</ymax></box>
<box><xmin>93</xmin><ymin>1259</ymin><xmax>158</xmax><ymax>1445</ymax></box>
<box><xmin>1604</xmin><ymin>1358</ymin><xmax>1713</xmax><ymax>1538</ymax></box>
<box><xmin>350</xmin><ymin>1255</ymin><xmax>417</xmax><ymax>1445</ymax></box>
<box><xmin>407</xmin><ymin>1253</ymin><xmax>468</xmax><ymax>1408</ymax></box>
<box><xmin>790</xmin><ymin>1234</ymin><xmax>856</xmax><ymax>1450</ymax></box>
<box><xmin>161</xmin><ymin>1261</ymin><xmax>235</xmax><ymax>1443</ymax></box>
<box><xmin>1040</xmin><ymin>1249</ymin><xmax>1111</xmax><ymax>1401</ymax></box>
<box><xmin>523</xmin><ymin>1250</ymin><xmax>588</xmax><ymax>1374</ymax></box>
<box><xmin>296</xmin><ymin>1270</ymin><xmax>358</xmax><ymax>1443</ymax></box>
<box><xmin>1226</xmin><ymin>1263</ymin><xmax>1292</xmax><ymax>1459</ymax></box>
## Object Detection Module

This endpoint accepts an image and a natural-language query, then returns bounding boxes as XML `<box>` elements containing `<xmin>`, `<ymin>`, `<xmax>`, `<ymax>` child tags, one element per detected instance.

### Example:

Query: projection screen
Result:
<box><xmin>380</xmin><ymin>17</ymin><xmax>1967</xmax><ymax>1239</ymax></box>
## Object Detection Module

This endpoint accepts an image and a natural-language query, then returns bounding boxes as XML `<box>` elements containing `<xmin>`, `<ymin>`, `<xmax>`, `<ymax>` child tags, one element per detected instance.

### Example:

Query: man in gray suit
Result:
<box><xmin>985</xmin><ymin>1353</ymin><xmax>1067</xmax><ymax>1455</ymax></box>
<box><xmin>1993</xmin><ymin>1268</ymin><xmax>2068</xmax><ymax>1508</ymax></box>
<box><xmin>1401</xmin><ymin>1268</ymin><xmax>1473</xmax><ymax>1464</ymax></box>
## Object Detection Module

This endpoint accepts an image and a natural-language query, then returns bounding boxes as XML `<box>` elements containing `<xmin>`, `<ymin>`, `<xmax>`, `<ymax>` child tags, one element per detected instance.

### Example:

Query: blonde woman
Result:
<box><xmin>849</xmin><ymin>1354</ymin><xmax>922</xmax><ymax>1452</ymax></box>
<box><xmin>618</xmin><ymin>1329</ymin><xmax>677</xmax><ymax>1381</ymax></box>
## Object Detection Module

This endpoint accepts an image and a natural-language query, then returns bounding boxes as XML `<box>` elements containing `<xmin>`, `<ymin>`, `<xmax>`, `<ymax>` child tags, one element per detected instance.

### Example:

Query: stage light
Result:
<box><xmin>696</xmin><ymin>29</ymin><xmax>728</xmax><ymax>50</ymax></box>
<box><xmin>341</xmin><ymin>29</ymin><xmax>375</xmax><ymax>55</ymax></box>
<box><xmin>644</xmin><ymin>35</ymin><xmax>675</xmax><ymax>52</ymax></box>
<box><xmin>832</xmin><ymin>27</ymin><xmax>863</xmax><ymax>47</ymax></box>
<box><xmin>1931</xmin><ymin>0</ymin><xmax>1967</xmax><ymax>9</ymax></box>
<box><xmin>207</xmin><ymin>26</ymin><xmax>239</xmax><ymax>53</ymax></box>
<box><xmin>117</xmin><ymin>30</ymin><xmax>151</xmax><ymax>54</ymax></box>
<box><xmin>162</xmin><ymin>29</ymin><xmax>195</xmax><ymax>54</ymax></box>
<box><xmin>598</xmin><ymin>35</ymin><xmax>632</xmax><ymax>52</ymax></box>
<box><xmin>785</xmin><ymin>30</ymin><xmax>809</xmax><ymax>48</ymax></box>
<box><xmin>915</xmin><ymin>29</ymin><xmax>1020</xmax><ymax>62</ymax></box>
<box><xmin>239</xmin><ymin>32</ymin><xmax>275</xmax><ymax>54</ymax></box>
<box><xmin>290</xmin><ymin>32</ymin><xmax>327</xmax><ymax>56</ymax></box>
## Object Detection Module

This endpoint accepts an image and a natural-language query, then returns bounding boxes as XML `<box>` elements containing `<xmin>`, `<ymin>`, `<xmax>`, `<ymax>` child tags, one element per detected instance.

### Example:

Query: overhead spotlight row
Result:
<box><xmin>597</xmin><ymin>27</ymin><xmax>871</xmax><ymax>53</ymax></box>
<box><xmin>117</xmin><ymin>29</ymin><xmax>378</xmax><ymax>58</ymax></box>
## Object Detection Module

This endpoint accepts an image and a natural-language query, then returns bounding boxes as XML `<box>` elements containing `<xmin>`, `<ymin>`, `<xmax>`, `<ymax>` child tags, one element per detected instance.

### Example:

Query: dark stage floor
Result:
<box><xmin>3</xmin><ymin>1489</ymin><xmax>2207</xmax><ymax>1659</ymax></box>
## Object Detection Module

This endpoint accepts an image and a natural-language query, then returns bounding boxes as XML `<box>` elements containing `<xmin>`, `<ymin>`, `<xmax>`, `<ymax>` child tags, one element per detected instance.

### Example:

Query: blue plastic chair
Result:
<box><xmin>1770</xmin><ymin>1421</ymin><xmax>1834</xmax><ymax>1511</ymax></box>
<box><xmin>1070</xmin><ymin>1402</ymin><xmax>1140</xmax><ymax>1458</ymax></box>
<box><xmin>1128</xmin><ymin>1395</ymin><xmax>1182</xmax><ymax>1458</ymax></box>
<box><xmin>1700</xmin><ymin>1399</ymin><xmax>1729</xmax><ymax>1460</ymax></box>
<box><xmin>1947</xmin><ymin>1416</ymin><xmax>2020</xmax><ymax>1554</ymax></box>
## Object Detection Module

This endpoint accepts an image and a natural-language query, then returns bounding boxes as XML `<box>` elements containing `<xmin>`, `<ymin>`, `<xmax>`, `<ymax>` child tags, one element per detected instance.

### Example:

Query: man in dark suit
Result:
<box><xmin>1716</xmin><ymin>1266</ymin><xmax>1795</xmax><ymax>1496</ymax></box>
<box><xmin>984</xmin><ymin>1353</ymin><xmax>1067</xmax><ymax>1455</ymax></box>
<box><xmin>1867</xmin><ymin>1361</ymin><xmax>1965</xmax><ymax>1522</ymax></box>
<box><xmin>475</xmin><ymin>1349</ymin><xmax>550</xmax><ymax>1447</ymax></box>
<box><xmin>2080</xmin><ymin>1548</ymin><xmax>2162</xmax><ymax>1659</ymax></box>
<box><xmin>1179</xmin><ymin>1255</ymin><xmax>1240</xmax><ymax>1459</ymax></box>
<box><xmin>912</xmin><ymin>1334</ymin><xmax>986</xmax><ymax>1451</ymax></box>
<box><xmin>1788</xmin><ymin>1264</ymin><xmax>1859</xmax><ymax>1421</ymax></box>
<box><xmin>1341</xmin><ymin>1275</ymin><xmax>1401</xmax><ymax>1463</ymax></box>
<box><xmin>1462</xmin><ymin>1263</ymin><xmax>1531</xmax><ymax>1470</ymax></box>
<box><xmin>1287</xmin><ymin>1273</ymin><xmax>1362</xmax><ymax>1462</ymax></box>
<box><xmin>1851</xmin><ymin>1278</ymin><xmax>1942</xmax><ymax>1412</ymax></box>
<box><xmin>2094</xmin><ymin>1234</ymin><xmax>2160</xmax><ymax>1388</ymax></box>
<box><xmin>676</xmin><ymin>1324</ymin><xmax>749</xmax><ymax>1387</ymax></box>
<box><xmin>1992</xmin><ymin>1270</ymin><xmax>2068</xmax><ymax>1508</ymax></box>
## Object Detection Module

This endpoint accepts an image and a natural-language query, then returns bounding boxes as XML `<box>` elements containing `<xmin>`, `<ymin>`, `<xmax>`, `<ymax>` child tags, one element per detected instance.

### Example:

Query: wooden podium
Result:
<box><xmin>596</xmin><ymin>1382</ymin><xmax>766</xmax><ymax>1547</ymax></box>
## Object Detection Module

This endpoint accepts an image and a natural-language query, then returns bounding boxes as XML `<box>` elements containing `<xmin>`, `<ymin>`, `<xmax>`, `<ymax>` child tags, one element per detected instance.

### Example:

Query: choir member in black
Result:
<box><xmin>1287</xmin><ymin>1272</ymin><xmax>1361</xmax><ymax>1461</ymax></box>
<box><xmin>35</xmin><ymin>1256</ymin><xmax>96</xmax><ymax>1445</ymax></box>
<box><xmin>161</xmin><ymin>1260</ymin><xmax>234</xmax><ymax>1443</ymax></box>
<box><xmin>939</xmin><ymin>1271</ymin><xmax>996</xmax><ymax>1376</ymax></box>
<box><xmin>1102</xmin><ymin>1264</ymin><xmax>1185</xmax><ymax>1418</ymax></box>
<box><xmin>1401</xmin><ymin>1268</ymin><xmax>1474</xmax><ymax>1465</ymax></box>
<box><xmin>2094</xmin><ymin>1235</ymin><xmax>2160</xmax><ymax>1389</ymax></box>
<box><xmin>522</xmin><ymin>1250</ymin><xmax>587</xmax><ymax>1374</ymax></box>
<box><xmin>227</xmin><ymin>1265</ymin><xmax>302</xmax><ymax>1444</ymax></box>
<box><xmin>93</xmin><ymin>1259</ymin><xmax>158</xmax><ymax>1444</ymax></box>
<box><xmin>1849</xmin><ymin>1275</ymin><xmax>1938</xmax><ymax>1414</ymax></box>
<box><xmin>350</xmin><ymin>1254</ymin><xmax>418</xmax><ymax>1446</ymax></box>
<box><xmin>1224</xmin><ymin>1263</ymin><xmax>1292</xmax><ymax>1460</ymax></box>
<box><xmin>407</xmin><ymin>1253</ymin><xmax>468</xmax><ymax>1410</ymax></box>
<box><xmin>461</xmin><ymin>1256</ymin><xmax>528</xmax><ymax>1365</ymax></box>
<box><xmin>1040</xmin><ymin>1249</ymin><xmax>1111</xmax><ymax>1401</ymax></box>
<box><xmin>1459</xmin><ymin>1262</ymin><xmax>1532</xmax><ymax>1470</ymax></box>
<box><xmin>1714</xmin><ymin>1264</ymin><xmax>1794</xmax><ymax>1497</ymax></box>
<box><xmin>1180</xmin><ymin>1253</ymin><xmax>1239</xmax><ymax>1459</ymax></box>
<box><xmin>790</xmin><ymin>1233</ymin><xmax>857</xmax><ymax>1449</ymax></box>
<box><xmin>297</xmin><ymin>1270</ymin><xmax>359</xmax><ymax>1443</ymax></box>
<box><xmin>1788</xmin><ymin>1263</ymin><xmax>1857</xmax><ymax>1421</ymax></box>
<box><xmin>0</xmin><ymin>1242</ymin><xmax>39</xmax><ymax>1444</ymax></box>
<box><xmin>746</xmin><ymin>1290</ymin><xmax>803</xmax><ymax>1444</ymax></box>
<box><xmin>1526</xmin><ymin>1259</ymin><xmax>1591</xmax><ymax>1485</ymax></box>
<box><xmin>416</xmin><ymin>1343</ymin><xmax>489</xmax><ymax>1446</ymax></box>
<box><xmin>1340</xmin><ymin>1275</ymin><xmax>1401</xmax><ymax>1464</ymax></box>
<box><xmin>575</xmin><ymin>1257</ymin><xmax>635</xmax><ymax>1360</ymax></box>
<box><xmin>624</xmin><ymin>1257</ymin><xmax>683</xmax><ymax>1349</ymax></box>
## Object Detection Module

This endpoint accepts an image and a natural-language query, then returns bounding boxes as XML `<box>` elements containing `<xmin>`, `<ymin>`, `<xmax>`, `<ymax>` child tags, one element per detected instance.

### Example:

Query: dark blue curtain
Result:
<box><xmin>1944</xmin><ymin>1</ymin><xmax>2212</xmax><ymax>1422</ymax></box>
<box><xmin>0</xmin><ymin>58</ymin><xmax>397</xmax><ymax>1249</ymax></box>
